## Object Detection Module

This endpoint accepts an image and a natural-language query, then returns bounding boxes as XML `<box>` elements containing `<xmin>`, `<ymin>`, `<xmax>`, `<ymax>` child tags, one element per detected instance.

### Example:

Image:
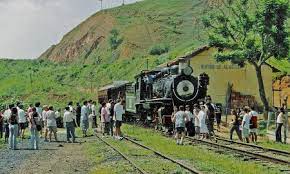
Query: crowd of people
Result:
<box><xmin>0</xmin><ymin>99</ymin><xmax>126</xmax><ymax>150</ymax></box>
<box><xmin>0</xmin><ymin>96</ymin><xmax>286</xmax><ymax>150</ymax></box>
<box><xmin>171</xmin><ymin>95</ymin><xmax>286</xmax><ymax>145</ymax></box>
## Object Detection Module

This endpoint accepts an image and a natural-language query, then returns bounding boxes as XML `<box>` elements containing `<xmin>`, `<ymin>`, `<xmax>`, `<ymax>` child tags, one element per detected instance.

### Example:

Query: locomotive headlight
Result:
<box><xmin>176</xmin><ymin>80</ymin><xmax>194</xmax><ymax>97</ymax></box>
<box><xmin>183</xmin><ymin>66</ymin><xmax>193</xmax><ymax>75</ymax></box>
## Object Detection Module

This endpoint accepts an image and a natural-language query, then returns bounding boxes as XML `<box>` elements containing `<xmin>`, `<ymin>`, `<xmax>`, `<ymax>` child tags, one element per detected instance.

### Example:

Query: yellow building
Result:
<box><xmin>164</xmin><ymin>46</ymin><xmax>273</xmax><ymax>108</ymax></box>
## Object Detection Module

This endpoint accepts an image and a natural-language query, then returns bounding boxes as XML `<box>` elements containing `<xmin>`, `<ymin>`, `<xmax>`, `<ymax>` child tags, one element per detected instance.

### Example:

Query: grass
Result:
<box><xmin>83</xmin><ymin>139</ymin><xmax>137</xmax><ymax>174</ymax></box>
<box><xmin>122</xmin><ymin>124</ymin><xmax>283</xmax><ymax>174</ymax></box>
<box><xmin>258</xmin><ymin>139</ymin><xmax>290</xmax><ymax>152</ymax></box>
<box><xmin>106</xmin><ymin>138</ymin><xmax>189</xmax><ymax>174</ymax></box>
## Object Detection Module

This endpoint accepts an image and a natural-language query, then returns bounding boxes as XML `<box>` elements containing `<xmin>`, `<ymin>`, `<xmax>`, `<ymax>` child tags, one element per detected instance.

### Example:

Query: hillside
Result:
<box><xmin>39</xmin><ymin>0</ymin><xmax>209</xmax><ymax>63</ymax></box>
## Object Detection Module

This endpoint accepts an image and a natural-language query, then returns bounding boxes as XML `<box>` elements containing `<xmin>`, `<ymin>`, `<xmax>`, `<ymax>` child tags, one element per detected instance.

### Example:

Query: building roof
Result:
<box><xmin>157</xmin><ymin>45</ymin><xmax>210</xmax><ymax>68</ymax></box>
<box><xmin>98</xmin><ymin>81</ymin><xmax>130</xmax><ymax>91</ymax></box>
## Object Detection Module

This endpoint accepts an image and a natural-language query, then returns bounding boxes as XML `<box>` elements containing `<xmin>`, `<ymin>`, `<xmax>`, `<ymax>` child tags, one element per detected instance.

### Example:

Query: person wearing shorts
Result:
<box><xmin>242</xmin><ymin>107</ymin><xmax>251</xmax><ymax>143</ymax></box>
<box><xmin>46</xmin><ymin>106</ymin><xmax>58</xmax><ymax>142</ymax></box>
<box><xmin>249</xmin><ymin>107</ymin><xmax>258</xmax><ymax>143</ymax></box>
<box><xmin>171</xmin><ymin>106</ymin><xmax>189</xmax><ymax>145</ymax></box>
<box><xmin>193</xmin><ymin>104</ymin><xmax>200</xmax><ymax>138</ymax></box>
<box><xmin>18</xmin><ymin>105</ymin><xmax>27</xmax><ymax>139</ymax></box>
<box><xmin>114</xmin><ymin>100</ymin><xmax>125</xmax><ymax>139</ymax></box>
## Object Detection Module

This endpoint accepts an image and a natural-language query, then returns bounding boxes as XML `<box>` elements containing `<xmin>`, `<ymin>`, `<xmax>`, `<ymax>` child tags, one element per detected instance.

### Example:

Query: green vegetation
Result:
<box><xmin>149</xmin><ymin>44</ymin><xmax>170</xmax><ymax>55</ymax></box>
<box><xmin>109</xmin><ymin>29</ymin><xmax>123</xmax><ymax>50</ymax></box>
<box><xmin>259</xmin><ymin>140</ymin><xmax>290</xmax><ymax>152</ymax></box>
<box><xmin>122</xmin><ymin>124</ymin><xmax>283</xmax><ymax>174</ymax></box>
<box><xmin>202</xmin><ymin>0</ymin><xmax>289</xmax><ymax>112</ymax></box>
<box><xmin>268</xmin><ymin>58</ymin><xmax>290</xmax><ymax>74</ymax></box>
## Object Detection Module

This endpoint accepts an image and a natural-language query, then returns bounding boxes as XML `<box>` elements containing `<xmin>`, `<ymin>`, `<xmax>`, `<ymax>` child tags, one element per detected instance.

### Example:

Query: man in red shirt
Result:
<box><xmin>249</xmin><ymin>106</ymin><xmax>258</xmax><ymax>143</ymax></box>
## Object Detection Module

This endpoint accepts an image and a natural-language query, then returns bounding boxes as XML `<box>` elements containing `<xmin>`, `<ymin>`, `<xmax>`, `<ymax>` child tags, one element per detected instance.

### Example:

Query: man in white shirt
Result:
<box><xmin>18</xmin><ymin>105</ymin><xmax>27</xmax><ymax>139</ymax></box>
<box><xmin>171</xmin><ymin>106</ymin><xmax>189</xmax><ymax>145</ymax></box>
<box><xmin>114</xmin><ymin>100</ymin><xmax>125</xmax><ymax>139</ymax></box>
<box><xmin>3</xmin><ymin>104</ymin><xmax>13</xmax><ymax>143</ymax></box>
<box><xmin>91</xmin><ymin>101</ymin><xmax>97</xmax><ymax>129</ymax></box>
<box><xmin>242</xmin><ymin>107</ymin><xmax>251</xmax><ymax>143</ymax></box>
<box><xmin>81</xmin><ymin>101</ymin><xmax>89</xmax><ymax>137</ymax></box>
<box><xmin>46</xmin><ymin>106</ymin><xmax>58</xmax><ymax>142</ymax></box>
<box><xmin>63</xmin><ymin>107</ymin><xmax>76</xmax><ymax>143</ymax></box>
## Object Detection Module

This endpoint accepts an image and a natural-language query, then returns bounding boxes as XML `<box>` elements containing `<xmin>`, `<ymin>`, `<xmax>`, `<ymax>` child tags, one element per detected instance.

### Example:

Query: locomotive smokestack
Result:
<box><xmin>178</xmin><ymin>58</ymin><xmax>187</xmax><ymax>74</ymax></box>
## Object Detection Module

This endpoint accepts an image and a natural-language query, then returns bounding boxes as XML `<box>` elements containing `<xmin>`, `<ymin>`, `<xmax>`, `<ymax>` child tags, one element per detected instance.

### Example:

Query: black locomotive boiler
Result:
<box><xmin>125</xmin><ymin>58</ymin><xmax>209</xmax><ymax>128</ymax></box>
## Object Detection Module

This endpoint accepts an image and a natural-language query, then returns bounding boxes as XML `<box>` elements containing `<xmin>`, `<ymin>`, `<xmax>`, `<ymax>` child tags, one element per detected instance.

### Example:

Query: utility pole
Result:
<box><xmin>29</xmin><ymin>72</ymin><xmax>32</xmax><ymax>90</ymax></box>
<box><xmin>283</xmin><ymin>96</ymin><xmax>288</xmax><ymax>144</ymax></box>
<box><xmin>99</xmin><ymin>0</ymin><xmax>103</xmax><ymax>10</ymax></box>
<box><xmin>90</xmin><ymin>72</ymin><xmax>94</xmax><ymax>94</ymax></box>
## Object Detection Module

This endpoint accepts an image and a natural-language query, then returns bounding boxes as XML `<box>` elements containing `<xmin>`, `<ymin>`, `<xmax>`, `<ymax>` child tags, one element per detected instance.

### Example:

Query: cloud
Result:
<box><xmin>0</xmin><ymin>0</ymin><xmax>140</xmax><ymax>59</ymax></box>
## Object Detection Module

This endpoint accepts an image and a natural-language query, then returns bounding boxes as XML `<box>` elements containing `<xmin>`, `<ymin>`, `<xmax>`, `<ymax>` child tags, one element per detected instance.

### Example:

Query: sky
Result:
<box><xmin>0</xmin><ymin>0</ymin><xmax>140</xmax><ymax>59</ymax></box>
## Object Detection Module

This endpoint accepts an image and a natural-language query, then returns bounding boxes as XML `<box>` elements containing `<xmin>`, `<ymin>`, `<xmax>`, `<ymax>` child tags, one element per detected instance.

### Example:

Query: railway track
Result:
<box><xmin>96</xmin><ymin>134</ymin><xmax>201</xmax><ymax>174</ymax></box>
<box><xmin>124</xmin><ymin>136</ymin><xmax>201</xmax><ymax>174</ymax></box>
<box><xmin>127</xmin><ymin>123</ymin><xmax>290</xmax><ymax>169</ymax></box>
<box><xmin>96</xmin><ymin>134</ymin><xmax>148</xmax><ymax>174</ymax></box>
<box><xmin>185</xmin><ymin>136</ymin><xmax>290</xmax><ymax>167</ymax></box>
<box><xmin>215</xmin><ymin>136</ymin><xmax>290</xmax><ymax>157</ymax></box>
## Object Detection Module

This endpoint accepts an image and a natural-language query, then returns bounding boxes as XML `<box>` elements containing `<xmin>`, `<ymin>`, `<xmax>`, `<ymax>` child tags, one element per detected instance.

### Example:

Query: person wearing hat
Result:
<box><xmin>198</xmin><ymin>103</ymin><xmax>208</xmax><ymax>140</ymax></box>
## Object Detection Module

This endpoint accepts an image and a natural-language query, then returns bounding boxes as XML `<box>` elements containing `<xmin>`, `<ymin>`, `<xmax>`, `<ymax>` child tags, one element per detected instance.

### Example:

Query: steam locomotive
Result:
<box><xmin>98</xmin><ymin>58</ymin><xmax>209</xmax><ymax>129</ymax></box>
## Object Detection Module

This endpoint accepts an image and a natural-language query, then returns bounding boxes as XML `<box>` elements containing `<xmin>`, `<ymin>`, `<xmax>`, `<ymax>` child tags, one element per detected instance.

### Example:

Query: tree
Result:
<box><xmin>109</xmin><ymin>29</ymin><xmax>123</xmax><ymax>50</ymax></box>
<box><xmin>202</xmin><ymin>0</ymin><xmax>289</xmax><ymax>113</ymax></box>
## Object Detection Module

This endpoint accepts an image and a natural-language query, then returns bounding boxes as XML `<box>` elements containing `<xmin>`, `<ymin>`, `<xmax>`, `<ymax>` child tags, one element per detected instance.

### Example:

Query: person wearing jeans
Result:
<box><xmin>29</xmin><ymin>107</ymin><xmax>40</xmax><ymax>150</ymax></box>
<box><xmin>275</xmin><ymin>108</ymin><xmax>284</xmax><ymax>143</ymax></box>
<box><xmin>30</xmin><ymin>127</ymin><xmax>39</xmax><ymax>150</ymax></box>
<box><xmin>63</xmin><ymin>107</ymin><xmax>76</xmax><ymax>143</ymax></box>
<box><xmin>8</xmin><ymin>107</ymin><xmax>19</xmax><ymax>150</ymax></box>
<box><xmin>9</xmin><ymin>124</ymin><xmax>18</xmax><ymax>150</ymax></box>
<box><xmin>229</xmin><ymin>109</ymin><xmax>242</xmax><ymax>141</ymax></box>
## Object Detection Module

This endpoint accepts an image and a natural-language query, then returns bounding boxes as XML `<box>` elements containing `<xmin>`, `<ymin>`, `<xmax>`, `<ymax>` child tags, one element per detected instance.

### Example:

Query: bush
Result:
<box><xmin>109</xmin><ymin>29</ymin><xmax>123</xmax><ymax>50</ymax></box>
<box><xmin>149</xmin><ymin>44</ymin><xmax>169</xmax><ymax>55</ymax></box>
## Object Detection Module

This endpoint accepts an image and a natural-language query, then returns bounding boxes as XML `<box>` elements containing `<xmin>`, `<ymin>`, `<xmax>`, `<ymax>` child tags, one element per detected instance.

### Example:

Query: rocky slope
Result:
<box><xmin>39</xmin><ymin>0</ymin><xmax>210</xmax><ymax>63</ymax></box>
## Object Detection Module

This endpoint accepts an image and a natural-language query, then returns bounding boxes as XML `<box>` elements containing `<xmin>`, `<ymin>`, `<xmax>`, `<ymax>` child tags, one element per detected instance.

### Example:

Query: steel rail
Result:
<box><xmin>96</xmin><ymin>135</ymin><xmax>148</xmax><ymax>174</ymax></box>
<box><xmin>124</xmin><ymin>136</ymin><xmax>202</xmax><ymax>174</ymax></box>
<box><xmin>215</xmin><ymin>136</ymin><xmax>290</xmax><ymax>156</ymax></box>
<box><xmin>186</xmin><ymin>136</ymin><xmax>290</xmax><ymax>166</ymax></box>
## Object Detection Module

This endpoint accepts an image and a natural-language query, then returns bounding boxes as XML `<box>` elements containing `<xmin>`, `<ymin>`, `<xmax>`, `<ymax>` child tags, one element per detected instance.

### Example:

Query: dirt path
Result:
<box><xmin>0</xmin><ymin>130</ymin><xmax>95</xmax><ymax>174</ymax></box>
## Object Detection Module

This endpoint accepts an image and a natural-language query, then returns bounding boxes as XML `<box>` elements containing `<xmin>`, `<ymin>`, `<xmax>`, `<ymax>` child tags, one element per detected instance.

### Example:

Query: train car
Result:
<box><xmin>125</xmin><ymin>58</ymin><xmax>209</xmax><ymax>130</ymax></box>
<box><xmin>98</xmin><ymin>81</ymin><xmax>130</xmax><ymax>104</ymax></box>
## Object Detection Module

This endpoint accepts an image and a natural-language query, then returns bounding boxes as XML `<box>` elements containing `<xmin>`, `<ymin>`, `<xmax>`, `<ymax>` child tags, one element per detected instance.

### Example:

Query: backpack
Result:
<box><xmin>33</xmin><ymin>112</ymin><xmax>42</xmax><ymax>131</ymax></box>
<box><xmin>9</xmin><ymin>114</ymin><xmax>18</xmax><ymax>125</ymax></box>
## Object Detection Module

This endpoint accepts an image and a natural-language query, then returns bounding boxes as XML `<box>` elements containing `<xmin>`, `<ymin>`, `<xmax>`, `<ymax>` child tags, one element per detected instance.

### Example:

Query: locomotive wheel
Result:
<box><xmin>172</xmin><ymin>75</ymin><xmax>199</xmax><ymax>102</ymax></box>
